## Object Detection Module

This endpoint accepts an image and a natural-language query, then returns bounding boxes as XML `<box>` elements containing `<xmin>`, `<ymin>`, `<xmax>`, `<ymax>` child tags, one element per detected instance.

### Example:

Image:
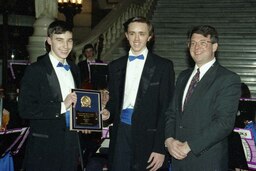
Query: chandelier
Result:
<box><xmin>57</xmin><ymin>0</ymin><xmax>83</xmax><ymax>28</ymax></box>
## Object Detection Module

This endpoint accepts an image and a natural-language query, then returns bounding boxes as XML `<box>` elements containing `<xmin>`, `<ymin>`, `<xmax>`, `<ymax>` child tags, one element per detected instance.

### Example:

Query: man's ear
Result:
<box><xmin>212</xmin><ymin>43</ymin><xmax>218</xmax><ymax>53</ymax></box>
<box><xmin>147</xmin><ymin>35</ymin><xmax>152</xmax><ymax>42</ymax></box>
<box><xmin>125</xmin><ymin>32</ymin><xmax>128</xmax><ymax>40</ymax></box>
<box><xmin>46</xmin><ymin>37</ymin><xmax>51</xmax><ymax>45</ymax></box>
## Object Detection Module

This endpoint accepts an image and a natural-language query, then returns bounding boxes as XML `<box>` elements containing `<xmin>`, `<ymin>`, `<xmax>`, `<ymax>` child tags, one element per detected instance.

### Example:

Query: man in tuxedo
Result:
<box><xmin>102</xmin><ymin>16</ymin><xmax>175</xmax><ymax>171</ymax></box>
<box><xmin>18</xmin><ymin>20</ymin><xmax>80</xmax><ymax>171</ymax></box>
<box><xmin>165</xmin><ymin>25</ymin><xmax>241</xmax><ymax>170</ymax></box>
<box><xmin>77</xmin><ymin>43</ymin><xmax>103</xmax><ymax>89</ymax></box>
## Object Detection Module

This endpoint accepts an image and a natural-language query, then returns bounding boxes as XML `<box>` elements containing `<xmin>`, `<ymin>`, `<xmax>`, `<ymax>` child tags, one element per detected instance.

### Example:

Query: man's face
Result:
<box><xmin>125</xmin><ymin>22</ymin><xmax>152</xmax><ymax>55</ymax></box>
<box><xmin>84</xmin><ymin>48</ymin><xmax>94</xmax><ymax>59</ymax></box>
<box><xmin>189</xmin><ymin>33</ymin><xmax>218</xmax><ymax>67</ymax></box>
<box><xmin>47</xmin><ymin>31</ymin><xmax>73</xmax><ymax>61</ymax></box>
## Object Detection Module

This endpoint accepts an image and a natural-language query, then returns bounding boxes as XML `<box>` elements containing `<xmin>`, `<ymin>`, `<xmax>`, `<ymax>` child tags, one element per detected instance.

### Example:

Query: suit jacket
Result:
<box><xmin>106</xmin><ymin>52</ymin><xmax>175</xmax><ymax>170</ymax></box>
<box><xmin>165</xmin><ymin>61</ymin><xmax>241</xmax><ymax>171</ymax></box>
<box><xmin>18</xmin><ymin>54</ymin><xmax>81</xmax><ymax>171</ymax></box>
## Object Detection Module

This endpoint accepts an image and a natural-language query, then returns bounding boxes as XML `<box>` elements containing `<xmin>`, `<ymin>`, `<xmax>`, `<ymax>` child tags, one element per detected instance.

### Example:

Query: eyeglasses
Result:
<box><xmin>189</xmin><ymin>40</ymin><xmax>212</xmax><ymax>49</ymax></box>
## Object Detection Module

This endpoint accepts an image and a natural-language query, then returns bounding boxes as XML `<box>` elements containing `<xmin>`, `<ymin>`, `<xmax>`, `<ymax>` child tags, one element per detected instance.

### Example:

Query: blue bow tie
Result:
<box><xmin>57</xmin><ymin>62</ymin><xmax>70</xmax><ymax>71</ymax></box>
<box><xmin>128</xmin><ymin>54</ymin><xmax>144</xmax><ymax>62</ymax></box>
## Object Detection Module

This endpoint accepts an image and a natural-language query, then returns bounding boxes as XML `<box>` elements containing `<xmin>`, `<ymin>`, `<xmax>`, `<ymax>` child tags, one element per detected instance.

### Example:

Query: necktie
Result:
<box><xmin>57</xmin><ymin>62</ymin><xmax>70</xmax><ymax>71</ymax></box>
<box><xmin>184</xmin><ymin>68</ymin><xmax>200</xmax><ymax>105</ymax></box>
<box><xmin>128</xmin><ymin>54</ymin><xmax>144</xmax><ymax>62</ymax></box>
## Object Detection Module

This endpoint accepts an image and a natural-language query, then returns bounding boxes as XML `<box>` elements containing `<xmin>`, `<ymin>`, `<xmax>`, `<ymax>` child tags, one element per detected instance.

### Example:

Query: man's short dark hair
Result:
<box><xmin>47</xmin><ymin>20</ymin><xmax>73</xmax><ymax>37</ymax></box>
<box><xmin>187</xmin><ymin>25</ymin><xmax>219</xmax><ymax>44</ymax></box>
<box><xmin>82</xmin><ymin>44</ymin><xmax>94</xmax><ymax>54</ymax></box>
<box><xmin>123</xmin><ymin>16</ymin><xmax>154</xmax><ymax>37</ymax></box>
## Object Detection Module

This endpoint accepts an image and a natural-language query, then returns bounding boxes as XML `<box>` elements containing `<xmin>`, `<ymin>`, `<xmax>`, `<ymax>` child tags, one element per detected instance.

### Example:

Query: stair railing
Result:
<box><xmin>73</xmin><ymin>0</ymin><xmax>157</xmax><ymax>63</ymax></box>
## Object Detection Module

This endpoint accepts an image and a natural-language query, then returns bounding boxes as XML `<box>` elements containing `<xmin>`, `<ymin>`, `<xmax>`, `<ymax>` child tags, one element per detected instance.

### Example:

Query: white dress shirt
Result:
<box><xmin>49</xmin><ymin>53</ymin><xmax>75</xmax><ymax>114</ymax></box>
<box><xmin>122</xmin><ymin>48</ymin><xmax>148</xmax><ymax>110</ymax></box>
<box><xmin>182</xmin><ymin>58</ymin><xmax>216</xmax><ymax>108</ymax></box>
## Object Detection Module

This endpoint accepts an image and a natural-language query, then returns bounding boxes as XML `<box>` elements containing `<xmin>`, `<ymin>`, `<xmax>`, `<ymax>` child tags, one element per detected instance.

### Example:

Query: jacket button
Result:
<box><xmin>179</xmin><ymin>125</ymin><xmax>183</xmax><ymax>128</ymax></box>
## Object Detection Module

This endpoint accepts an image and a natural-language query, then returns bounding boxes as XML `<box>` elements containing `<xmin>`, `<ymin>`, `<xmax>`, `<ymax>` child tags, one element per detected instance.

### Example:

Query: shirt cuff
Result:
<box><xmin>61</xmin><ymin>102</ymin><xmax>66</xmax><ymax>114</ymax></box>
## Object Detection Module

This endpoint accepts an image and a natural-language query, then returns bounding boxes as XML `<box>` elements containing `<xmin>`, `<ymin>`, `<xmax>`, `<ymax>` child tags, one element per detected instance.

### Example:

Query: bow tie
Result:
<box><xmin>57</xmin><ymin>62</ymin><xmax>70</xmax><ymax>71</ymax></box>
<box><xmin>128</xmin><ymin>54</ymin><xmax>144</xmax><ymax>62</ymax></box>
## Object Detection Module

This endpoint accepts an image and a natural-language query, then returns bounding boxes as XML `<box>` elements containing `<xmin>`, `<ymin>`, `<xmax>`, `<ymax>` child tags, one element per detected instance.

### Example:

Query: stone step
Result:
<box><xmin>163</xmin><ymin>60</ymin><xmax>256</xmax><ymax>70</ymax></box>
<box><xmin>153</xmin><ymin>8</ymin><xmax>256</xmax><ymax>13</ymax></box>
<box><xmin>111</xmin><ymin>0</ymin><xmax>256</xmax><ymax>97</ymax></box>
<box><xmin>152</xmin><ymin>21</ymin><xmax>256</xmax><ymax>27</ymax></box>
<box><xmin>157</xmin><ymin>0</ymin><xmax>255</xmax><ymax>4</ymax></box>
<box><xmin>154</xmin><ymin>32</ymin><xmax>256</xmax><ymax>38</ymax></box>
<box><xmin>156</xmin><ymin>3</ymin><xmax>256</xmax><ymax>8</ymax></box>
<box><xmin>154</xmin><ymin>35</ymin><xmax>256</xmax><ymax>42</ymax></box>
<box><xmin>153</xmin><ymin>44</ymin><xmax>256</xmax><ymax>52</ymax></box>
<box><xmin>155</xmin><ymin>52</ymin><xmax>256</xmax><ymax>62</ymax></box>
<box><xmin>155</xmin><ymin>38</ymin><xmax>256</xmax><ymax>45</ymax></box>
<box><xmin>159</xmin><ymin>0</ymin><xmax>252</xmax><ymax>2</ymax></box>
<box><xmin>153</xmin><ymin>12</ymin><xmax>256</xmax><ymax>18</ymax></box>
<box><xmin>151</xmin><ymin>17</ymin><xmax>256</xmax><ymax>23</ymax></box>
<box><xmin>155</xmin><ymin>28</ymin><xmax>256</xmax><ymax>34</ymax></box>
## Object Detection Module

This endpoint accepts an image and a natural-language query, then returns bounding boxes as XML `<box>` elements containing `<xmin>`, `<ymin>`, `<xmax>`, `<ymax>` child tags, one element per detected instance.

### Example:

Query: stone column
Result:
<box><xmin>27</xmin><ymin>0</ymin><xmax>58</xmax><ymax>63</ymax></box>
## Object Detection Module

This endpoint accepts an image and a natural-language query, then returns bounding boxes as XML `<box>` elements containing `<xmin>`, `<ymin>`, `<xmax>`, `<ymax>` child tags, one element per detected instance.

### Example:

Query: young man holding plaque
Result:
<box><xmin>165</xmin><ymin>25</ymin><xmax>241</xmax><ymax>170</ymax></box>
<box><xmin>18</xmin><ymin>20</ymin><xmax>81</xmax><ymax>171</ymax></box>
<box><xmin>102</xmin><ymin>16</ymin><xmax>175</xmax><ymax>171</ymax></box>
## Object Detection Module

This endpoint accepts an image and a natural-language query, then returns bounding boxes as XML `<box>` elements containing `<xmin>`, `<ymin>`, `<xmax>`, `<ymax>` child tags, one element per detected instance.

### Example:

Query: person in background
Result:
<box><xmin>235</xmin><ymin>82</ymin><xmax>253</xmax><ymax>128</ymax></box>
<box><xmin>102</xmin><ymin>16</ymin><xmax>175</xmax><ymax>171</ymax></box>
<box><xmin>77</xmin><ymin>44</ymin><xmax>103</xmax><ymax>89</ymax></box>
<box><xmin>165</xmin><ymin>25</ymin><xmax>241</xmax><ymax>171</ymax></box>
<box><xmin>242</xmin><ymin>83</ymin><xmax>256</xmax><ymax>143</ymax></box>
<box><xmin>84</xmin><ymin>88</ymin><xmax>110</xmax><ymax>171</ymax></box>
<box><xmin>1</xmin><ymin>85</ymin><xmax>28</xmax><ymax>171</ymax></box>
<box><xmin>241</xmin><ymin>82</ymin><xmax>251</xmax><ymax>98</ymax></box>
<box><xmin>79</xmin><ymin>80</ymin><xmax>110</xmax><ymax>170</ymax></box>
<box><xmin>3</xmin><ymin>85</ymin><xmax>27</xmax><ymax>129</ymax></box>
<box><xmin>18</xmin><ymin>20</ymin><xmax>81</xmax><ymax>171</ymax></box>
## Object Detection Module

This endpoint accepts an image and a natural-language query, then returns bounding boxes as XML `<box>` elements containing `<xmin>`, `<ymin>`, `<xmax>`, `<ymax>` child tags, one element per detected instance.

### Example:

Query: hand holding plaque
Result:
<box><xmin>70</xmin><ymin>89</ymin><xmax>102</xmax><ymax>131</ymax></box>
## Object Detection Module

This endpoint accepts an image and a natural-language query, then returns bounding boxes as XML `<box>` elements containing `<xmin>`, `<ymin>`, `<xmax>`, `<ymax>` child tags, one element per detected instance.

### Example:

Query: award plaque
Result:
<box><xmin>70</xmin><ymin>89</ymin><xmax>102</xmax><ymax>131</ymax></box>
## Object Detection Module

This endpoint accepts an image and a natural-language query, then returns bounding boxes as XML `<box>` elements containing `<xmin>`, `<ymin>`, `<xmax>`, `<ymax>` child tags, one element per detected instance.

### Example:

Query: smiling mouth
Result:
<box><xmin>61</xmin><ymin>51</ymin><xmax>69</xmax><ymax>54</ymax></box>
<box><xmin>194</xmin><ymin>50</ymin><xmax>203</xmax><ymax>55</ymax></box>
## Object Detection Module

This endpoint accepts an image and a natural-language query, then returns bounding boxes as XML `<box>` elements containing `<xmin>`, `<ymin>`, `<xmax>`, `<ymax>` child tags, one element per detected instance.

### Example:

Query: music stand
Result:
<box><xmin>8</xmin><ymin>60</ymin><xmax>30</xmax><ymax>87</ymax></box>
<box><xmin>235</xmin><ymin>98</ymin><xmax>256</xmax><ymax>128</ymax></box>
<box><xmin>90</xmin><ymin>63</ymin><xmax>108</xmax><ymax>90</ymax></box>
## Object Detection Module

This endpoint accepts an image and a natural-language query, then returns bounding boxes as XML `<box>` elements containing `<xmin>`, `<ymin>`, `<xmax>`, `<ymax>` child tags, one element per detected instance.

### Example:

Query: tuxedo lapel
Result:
<box><xmin>67</xmin><ymin>60</ymin><xmax>79</xmax><ymax>88</ymax></box>
<box><xmin>114</xmin><ymin>57</ymin><xmax>127</xmax><ymax>109</ymax></box>
<box><xmin>134</xmin><ymin>53</ymin><xmax>155</xmax><ymax>109</ymax></box>
<box><xmin>43</xmin><ymin>56</ymin><xmax>63</xmax><ymax>101</ymax></box>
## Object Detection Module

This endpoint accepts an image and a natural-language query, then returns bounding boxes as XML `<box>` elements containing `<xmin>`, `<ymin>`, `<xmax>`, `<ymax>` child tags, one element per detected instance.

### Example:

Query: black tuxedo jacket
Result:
<box><xmin>165</xmin><ymin>61</ymin><xmax>241</xmax><ymax>171</ymax></box>
<box><xmin>106</xmin><ymin>52</ymin><xmax>175</xmax><ymax>170</ymax></box>
<box><xmin>18</xmin><ymin>54</ymin><xmax>81</xmax><ymax>171</ymax></box>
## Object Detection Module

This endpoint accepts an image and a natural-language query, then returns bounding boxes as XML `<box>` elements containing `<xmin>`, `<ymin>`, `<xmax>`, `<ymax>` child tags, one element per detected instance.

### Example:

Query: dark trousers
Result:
<box><xmin>112</xmin><ymin>122</ymin><xmax>132</xmax><ymax>171</ymax></box>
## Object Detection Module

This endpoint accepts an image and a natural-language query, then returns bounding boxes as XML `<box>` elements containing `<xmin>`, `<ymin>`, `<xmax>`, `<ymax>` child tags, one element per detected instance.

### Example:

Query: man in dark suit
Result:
<box><xmin>165</xmin><ymin>25</ymin><xmax>241</xmax><ymax>171</ymax></box>
<box><xmin>18</xmin><ymin>20</ymin><xmax>81</xmax><ymax>171</ymax></box>
<box><xmin>102</xmin><ymin>16</ymin><xmax>175</xmax><ymax>171</ymax></box>
<box><xmin>77</xmin><ymin>44</ymin><xmax>103</xmax><ymax>89</ymax></box>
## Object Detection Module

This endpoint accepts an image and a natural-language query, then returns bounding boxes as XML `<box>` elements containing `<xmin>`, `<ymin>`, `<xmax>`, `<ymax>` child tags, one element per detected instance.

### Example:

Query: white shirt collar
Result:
<box><xmin>195</xmin><ymin>57</ymin><xmax>216</xmax><ymax>80</ymax></box>
<box><xmin>49</xmin><ymin>53</ymin><xmax>68</xmax><ymax>68</ymax></box>
<box><xmin>128</xmin><ymin>47</ymin><xmax>148</xmax><ymax>60</ymax></box>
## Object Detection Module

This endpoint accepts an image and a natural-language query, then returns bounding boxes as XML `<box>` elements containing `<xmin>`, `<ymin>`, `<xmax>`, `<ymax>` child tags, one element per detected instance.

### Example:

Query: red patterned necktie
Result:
<box><xmin>184</xmin><ymin>68</ymin><xmax>200</xmax><ymax>105</ymax></box>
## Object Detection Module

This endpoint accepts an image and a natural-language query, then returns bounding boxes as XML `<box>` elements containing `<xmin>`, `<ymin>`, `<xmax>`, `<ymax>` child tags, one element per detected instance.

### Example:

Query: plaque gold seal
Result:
<box><xmin>81</xmin><ymin>96</ymin><xmax>91</xmax><ymax>108</ymax></box>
